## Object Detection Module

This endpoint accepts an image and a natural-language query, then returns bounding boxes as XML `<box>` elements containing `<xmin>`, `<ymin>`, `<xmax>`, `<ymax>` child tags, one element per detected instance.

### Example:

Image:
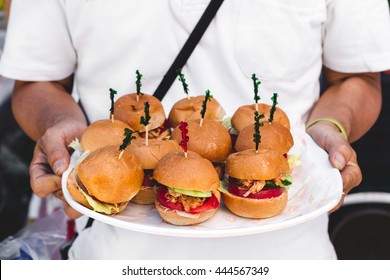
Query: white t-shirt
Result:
<box><xmin>1</xmin><ymin>0</ymin><xmax>389</xmax><ymax>259</ymax></box>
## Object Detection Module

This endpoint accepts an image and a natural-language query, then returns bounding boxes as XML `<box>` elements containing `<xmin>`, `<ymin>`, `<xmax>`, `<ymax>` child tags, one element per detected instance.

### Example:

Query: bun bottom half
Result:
<box><xmin>155</xmin><ymin>191</ymin><xmax>221</xmax><ymax>226</ymax></box>
<box><xmin>155</xmin><ymin>202</ymin><xmax>218</xmax><ymax>226</ymax></box>
<box><xmin>222</xmin><ymin>190</ymin><xmax>288</xmax><ymax>219</ymax></box>
<box><xmin>131</xmin><ymin>186</ymin><xmax>156</xmax><ymax>205</ymax></box>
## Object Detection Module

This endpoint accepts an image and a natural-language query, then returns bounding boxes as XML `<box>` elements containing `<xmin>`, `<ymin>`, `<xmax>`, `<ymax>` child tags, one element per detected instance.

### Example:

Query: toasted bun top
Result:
<box><xmin>125</xmin><ymin>139</ymin><xmax>181</xmax><ymax>169</ymax></box>
<box><xmin>114</xmin><ymin>93</ymin><xmax>166</xmax><ymax>131</ymax></box>
<box><xmin>231</xmin><ymin>104</ymin><xmax>290</xmax><ymax>132</ymax></box>
<box><xmin>80</xmin><ymin>119</ymin><xmax>133</xmax><ymax>152</ymax></box>
<box><xmin>226</xmin><ymin>149</ymin><xmax>290</xmax><ymax>180</ymax></box>
<box><xmin>153</xmin><ymin>150</ymin><xmax>220</xmax><ymax>192</ymax></box>
<box><xmin>168</xmin><ymin>95</ymin><xmax>226</xmax><ymax>128</ymax></box>
<box><xmin>77</xmin><ymin>145</ymin><xmax>143</xmax><ymax>204</ymax></box>
<box><xmin>170</xmin><ymin>119</ymin><xmax>231</xmax><ymax>162</ymax></box>
<box><xmin>235</xmin><ymin>122</ymin><xmax>294</xmax><ymax>154</ymax></box>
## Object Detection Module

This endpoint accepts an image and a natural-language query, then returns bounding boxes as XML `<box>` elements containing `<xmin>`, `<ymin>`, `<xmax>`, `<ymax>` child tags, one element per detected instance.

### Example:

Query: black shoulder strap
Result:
<box><xmin>153</xmin><ymin>0</ymin><xmax>224</xmax><ymax>101</ymax></box>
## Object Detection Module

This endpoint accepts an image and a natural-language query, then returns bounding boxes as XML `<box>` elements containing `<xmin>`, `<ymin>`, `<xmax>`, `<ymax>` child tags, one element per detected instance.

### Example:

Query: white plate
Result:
<box><xmin>61</xmin><ymin>119</ymin><xmax>343</xmax><ymax>238</ymax></box>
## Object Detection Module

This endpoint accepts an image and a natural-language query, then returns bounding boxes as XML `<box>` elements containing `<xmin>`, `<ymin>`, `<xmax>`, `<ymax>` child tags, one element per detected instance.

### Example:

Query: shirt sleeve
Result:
<box><xmin>323</xmin><ymin>0</ymin><xmax>390</xmax><ymax>73</ymax></box>
<box><xmin>0</xmin><ymin>0</ymin><xmax>76</xmax><ymax>81</ymax></box>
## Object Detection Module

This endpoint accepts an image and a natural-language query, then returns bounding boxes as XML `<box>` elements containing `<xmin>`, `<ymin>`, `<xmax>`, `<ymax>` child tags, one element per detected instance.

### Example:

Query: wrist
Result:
<box><xmin>306</xmin><ymin>118</ymin><xmax>349</xmax><ymax>142</ymax></box>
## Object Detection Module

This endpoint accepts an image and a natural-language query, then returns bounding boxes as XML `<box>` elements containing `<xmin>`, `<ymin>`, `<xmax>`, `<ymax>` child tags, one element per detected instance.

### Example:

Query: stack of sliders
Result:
<box><xmin>126</xmin><ymin>138</ymin><xmax>181</xmax><ymax>204</ymax></box>
<box><xmin>67</xmin><ymin>129</ymin><xmax>143</xmax><ymax>214</ymax></box>
<box><xmin>234</xmin><ymin>93</ymin><xmax>293</xmax><ymax>156</ymax></box>
<box><xmin>153</xmin><ymin>122</ymin><xmax>221</xmax><ymax>225</ymax></box>
<box><xmin>230</xmin><ymin>74</ymin><xmax>290</xmax><ymax>143</ymax></box>
<box><xmin>114</xmin><ymin>70</ymin><xmax>170</xmax><ymax>139</ymax></box>
<box><xmin>170</xmin><ymin>90</ymin><xmax>231</xmax><ymax>179</ymax></box>
<box><xmin>221</xmin><ymin>110</ymin><xmax>292</xmax><ymax>219</ymax></box>
<box><xmin>124</xmin><ymin>100</ymin><xmax>182</xmax><ymax>204</ymax></box>
<box><xmin>168</xmin><ymin>69</ymin><xmax>225</xmax><ymax>129</ymax></box>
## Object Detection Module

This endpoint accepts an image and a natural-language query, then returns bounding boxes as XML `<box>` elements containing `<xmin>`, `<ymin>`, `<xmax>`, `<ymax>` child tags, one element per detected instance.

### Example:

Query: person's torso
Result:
<box><xmin>64</xmin><ymin>0</ymin><xmax>327</xmax><ymax>122</ymax></box>
<box><xmin>70</xmin><ymin>213</ymin><xmax>336</xmax><ymax>259</ymax></box>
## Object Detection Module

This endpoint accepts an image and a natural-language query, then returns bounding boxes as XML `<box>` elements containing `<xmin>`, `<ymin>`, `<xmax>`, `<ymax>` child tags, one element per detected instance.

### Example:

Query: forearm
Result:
<box><xmin>308</xmin><ymin>68</ymin><xmax>382</xmax><ymax>143</ymax></box>
<box><xmin>12</xmin><ymin>77</ymin><xmax>87</xmax><ymax>141</ymax></box>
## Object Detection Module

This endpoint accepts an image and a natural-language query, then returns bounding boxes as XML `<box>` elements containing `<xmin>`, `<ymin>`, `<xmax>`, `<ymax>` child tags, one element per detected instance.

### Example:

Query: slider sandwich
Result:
<box><xmin>126</xmin><ymin>139</ymin><xmax>181</xmax><ymax>205</ymax></box>
<box><xmin>80</xmin><ymin>88</ymin><xmax>135</xmax><ymax>152</ymax></box>
<box><xmin>170</xmin><ymin>90</ymin><xmax>231</xmax><ymax>179</ymax></box>
<box><xmin>231</xmin><ymin>75</ymin><xmax>290</xmax><ymax>133</ymax></box>
<box><xmin>231</xmin><ymin>103</ymin><xmax>290</xmax><ymax>132</ymax></box>
<box><xmin>153</xmin><ymin>122</ymin><xmax>221</xmax><ymax>225</ymax></box>
<box><xmin>168</xmin><ymin>69</ymin><xmax>225</xmax><ymax>128</ymax></box>
<box><xmin>114</xmin><ymin>70</ymin><xmax>170</xmax><ymax>139</ymax></box>
<box><xmin>222</xmin><ymin>149</ymin><xmax>291</xmax><ymax>219</ymax></box>
<box><xmin>66</xmin><ymin>129</ymin><xmax>143</xmax><ymax>214</ymax></box>
<box><xmin>221</xmin><ymin>110</ymin><xmax>292</xmax><ymax>219</ymax></box>
<box><xmin>235</xmin><ymin>121</ymin><xmax>293</xmax><ymax>156</ymax></box>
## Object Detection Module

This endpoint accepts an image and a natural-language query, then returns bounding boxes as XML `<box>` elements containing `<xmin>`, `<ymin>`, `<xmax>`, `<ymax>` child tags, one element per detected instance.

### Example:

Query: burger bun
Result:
<box><xmin>168</xmin><ymin>95</ymin><xmax>225</xmax><ymax>128</ymax></box>
<box><xmin>235</xmin><ymin>122</ymin><xmax>293</xmax><ymax>154</ymax></box>
<box><xmin>80</xmin><ymin>119</ymin><xmax>132</xmax><ymax>152</ymax></box>
<box><xmin>231</xmin><ymin>104</ymin><xmax>290</xmax><ymax>132</ymax></box>
<box><xmin>222</xmin><ymin>189</ymin><xmax>287</xmax><ymax>219</ymax></box>
<box><xmin>170</xmin><ymin>119</ymin><xmax>231</xmax><ymax>163</ymax></box>
<box><xmin>114</xmin><ymin>93</ymin><xmax>166</xmax><ymax>131</ymax></box>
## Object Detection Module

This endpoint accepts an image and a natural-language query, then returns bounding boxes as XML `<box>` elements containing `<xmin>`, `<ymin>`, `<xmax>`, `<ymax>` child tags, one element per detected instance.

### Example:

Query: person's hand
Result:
<box><xmin>306</xmin><ymin>121</ymin><xmax>362</xmax><ymax>212</ymax></box>
<box><xmin>30</xmin><ymin>119</ymin><xmax>87</xmax><ymax>219</ymax></box>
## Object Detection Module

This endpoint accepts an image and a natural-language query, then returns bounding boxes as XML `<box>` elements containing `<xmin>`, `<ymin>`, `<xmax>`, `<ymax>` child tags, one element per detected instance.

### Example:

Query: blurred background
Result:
<box><xmin>0</xmin><ymin>0</ymin><xmax>389</xmax><ymax>259</ymax></box>
<box><xmin>0</xmin><ymin>0</ymin><xmax>36</xmax><ymax>244</ymax></box>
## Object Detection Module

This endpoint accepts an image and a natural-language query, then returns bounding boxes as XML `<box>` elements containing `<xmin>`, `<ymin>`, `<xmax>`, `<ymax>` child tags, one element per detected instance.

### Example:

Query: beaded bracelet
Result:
<box><xmin>306</xmin><ymin>118</ymin><xmax>348</xmax><ymax>141</ymax></box>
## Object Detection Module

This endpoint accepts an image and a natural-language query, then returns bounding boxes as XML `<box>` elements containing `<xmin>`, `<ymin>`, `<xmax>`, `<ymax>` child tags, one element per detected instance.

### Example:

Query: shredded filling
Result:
<box><xmin>238</xmin><ymin>179</ymin><xmax>266</xmax><ymax>197</ymax></box>
<box><xmin>165</xmin><ymin>188</ymin><xmax>206</xmax><ymax>212</ymax></box>
<box><xmin>137</xmin><ymin>124</ymin><xmax>170</xmax><ymax>140</ymax></box>
<box><xmin>233</xmin><ymin>173</ymin><xmax>292</xmax><ymax>197</ymax></box>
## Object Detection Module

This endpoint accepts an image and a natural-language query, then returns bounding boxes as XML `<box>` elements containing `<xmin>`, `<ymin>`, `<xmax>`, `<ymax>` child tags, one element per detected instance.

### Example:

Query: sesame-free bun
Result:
<box><xmin>222</xmin><ymin>189</ymin><xmax>287</xmax><ymax>219</ymax></box>
<box><xmin>226</xmin><ymin>149</ymin><xmax>290</xmax><ymax>181</ymax></box>
<box><xmin>126</xmin><ymin>139</ymin><xmax>180</xmax><ymax>170</ymax></box>
<box><xmin>153</xmin><ymin>150</ymin><xmax>220</xmax><ymax>192</ymax></box>
<box><xmin>235</xmin><ymin>122</ymin><xmax>294</xmax><ymax>154</ymax></box>
<box><xmin>231</xmin><ymin>104</ymin><xmax>290</xmax><ymax>132</ymax></box>
<box><xmin>77</xmin><ymin>145</ymin><xmax>143</xmax><ymax>204</ymax></box>
<box><xmin>66</xmin><ymin>154</ymin><xmax>131</xmax><ymax>214</ymax></box>
<box><xmin>168</xmin><ymin>95</ymin><xmax>226</xmax><ymax>128</ymax></box>
<box><xmin>170</xmin><ymin>119</ymin><xmax>231</xmax><ymax>163</ymax></box>
<box><xmin>80</xmin><ymin>119</ymin><xmax>132</xmax><ymax>152</ymax></box>
<box><xmin>114</xmin><ymin>93</ymin><xmax>166</xmax><ymax>131</ymax></box>
<box><xmin>131</xmin><ymin>186</ymin><xmax>156</xmax><ymax>205</ymax></box>
<box><xmin>155</xmin><ymin>191</ymin><xmax>221</xmax><ymax>226</ymax></box>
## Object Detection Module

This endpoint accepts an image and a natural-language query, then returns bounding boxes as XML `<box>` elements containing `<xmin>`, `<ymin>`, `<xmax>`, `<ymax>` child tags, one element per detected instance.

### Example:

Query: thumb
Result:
<box><xmin>49</xmin><ymin>146</ymin><xmax>70</xmax><ymax>175</ymax></box>
<box><xmin>306</xmin><ymin>121</ymin><xmax>351</xmax><ymax>171</ymax></box>
<box><xmin>327</xmin><ymin>141</ymin><xmax>352</xmax><ymax>171</ymax></box>
<box><xmin>40</xmin><ymin>131</ymin><xmax>71</xmax><ymax>176</ymax></box>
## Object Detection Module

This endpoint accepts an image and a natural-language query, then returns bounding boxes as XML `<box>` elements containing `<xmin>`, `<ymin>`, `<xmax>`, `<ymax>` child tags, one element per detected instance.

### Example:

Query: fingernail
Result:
<box><xmin>333</xmin><ymin>153</ymin><xmax>346</xmax><ymax>170</ymax></box>
<box><xmin>53</xmin><ymin>160</ymin><xmax>65</xmax><ymax>174</ymax></box>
